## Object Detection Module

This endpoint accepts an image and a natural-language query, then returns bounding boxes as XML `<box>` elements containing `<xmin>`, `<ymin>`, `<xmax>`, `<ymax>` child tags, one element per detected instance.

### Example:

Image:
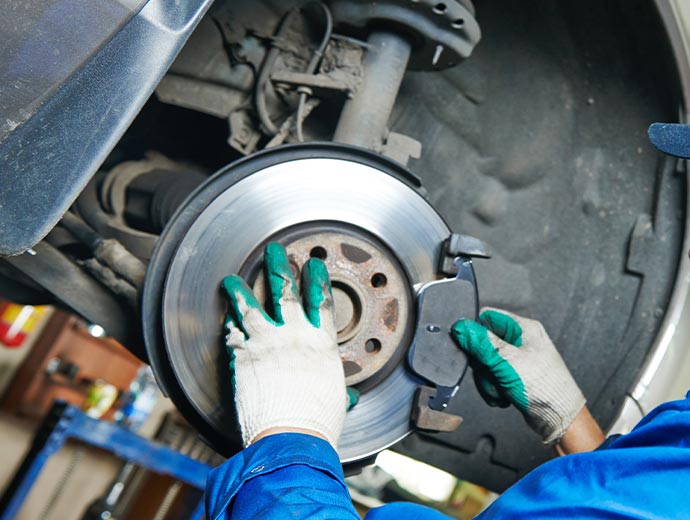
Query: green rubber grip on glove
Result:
<box><xmin>480</xmin><ymin>310</ymin><xmax>522</xmax><ymax>346</ymax></box>
<box><xmin>451</xmin><ymin>314</ymin><xmax>529</xmax><ymax>412</ymax></box>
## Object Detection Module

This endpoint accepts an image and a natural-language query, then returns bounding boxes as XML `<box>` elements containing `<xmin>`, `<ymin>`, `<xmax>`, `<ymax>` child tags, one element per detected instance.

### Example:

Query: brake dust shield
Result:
<box><xmin>142</xmin><ymin>144</ymin><xmax>451</xmax><ymax>463</ymax></box>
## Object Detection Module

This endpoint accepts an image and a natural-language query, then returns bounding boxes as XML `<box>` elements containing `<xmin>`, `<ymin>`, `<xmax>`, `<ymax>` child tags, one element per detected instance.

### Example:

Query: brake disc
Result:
<box><xmin>142</xmin><ymin>143</ymin><xmax>451</xmax><ymax>463</ymax></box>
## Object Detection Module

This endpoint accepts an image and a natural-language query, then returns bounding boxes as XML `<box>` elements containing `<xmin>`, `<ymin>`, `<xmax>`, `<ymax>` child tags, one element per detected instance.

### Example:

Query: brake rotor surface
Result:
<box><xmin>144</xmin><ymin>144</ymin><xmax>450</xmax><ymax>462</ymax></box>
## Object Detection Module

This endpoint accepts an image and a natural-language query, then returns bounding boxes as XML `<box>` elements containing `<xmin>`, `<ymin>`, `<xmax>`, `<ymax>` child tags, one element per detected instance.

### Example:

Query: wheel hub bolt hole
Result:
<box><xmin>371</xmin><ymin>273</ymin><xmax>387</xmax><ymax>288</ymax></box>
<box><xmin>365</xmin><ymin>338</ymin><xmax>382</xmax><ymax>354</ymax></box>
<box><xmin>310</xmin><ymin>246</ymin><xmax>327</xmax><ymax>259</ymax></box>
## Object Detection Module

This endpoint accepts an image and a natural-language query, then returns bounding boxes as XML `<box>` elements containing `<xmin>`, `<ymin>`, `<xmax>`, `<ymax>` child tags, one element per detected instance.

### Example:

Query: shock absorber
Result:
<box><xmin>329</xmin><ymin>0</ymin><xmax>481</xmax><ymax>153</ymax></box>
<box><xmin>334</xmin><ymin>31</ymin><xmax>412</xmax><ymax>151</ymax></box>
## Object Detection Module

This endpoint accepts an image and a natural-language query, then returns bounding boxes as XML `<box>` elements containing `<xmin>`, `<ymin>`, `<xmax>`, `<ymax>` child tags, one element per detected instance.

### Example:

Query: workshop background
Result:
<box><xmin>0</xmin><ymin>304</ymin><xmax>217</xmax><ymax>519</ymax></box>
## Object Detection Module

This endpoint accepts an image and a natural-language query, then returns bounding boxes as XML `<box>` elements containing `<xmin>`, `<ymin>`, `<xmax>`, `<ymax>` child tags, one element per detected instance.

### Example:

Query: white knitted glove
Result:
<box><xmin>452</xmin><ymin>307</ymin><xmax>586</xmax><ymax>444</ymax></box>
<box><xmin>222</xmin><ymin>242</ymin><xmax>350</xmax><ymax>448</ymax></box>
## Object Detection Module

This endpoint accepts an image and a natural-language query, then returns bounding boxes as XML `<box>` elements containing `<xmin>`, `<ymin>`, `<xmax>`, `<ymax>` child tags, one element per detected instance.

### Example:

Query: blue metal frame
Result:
<box><xmin>0</xmin><ymin>401</ymin><xmax>213</xmax><ymax>520</ymax></box>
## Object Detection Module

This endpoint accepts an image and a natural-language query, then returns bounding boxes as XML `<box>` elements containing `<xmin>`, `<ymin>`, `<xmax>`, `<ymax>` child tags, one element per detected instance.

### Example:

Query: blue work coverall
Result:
<box><xmin>206</xmin><ymin>392</ymin><xmax>690</xmax><ymax>519</ymax></box>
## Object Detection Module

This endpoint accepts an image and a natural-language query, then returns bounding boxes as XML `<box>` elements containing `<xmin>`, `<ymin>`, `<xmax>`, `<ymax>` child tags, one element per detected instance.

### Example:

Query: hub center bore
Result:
<box><xmin>332</xmin><ymin>284</ymin><xmax>357</xmax><ymax>334</ymax></box>
<box><xmin>247</xmin><ymin>227</ymin><xmax>413</xmax><ymax>389</ymax></box>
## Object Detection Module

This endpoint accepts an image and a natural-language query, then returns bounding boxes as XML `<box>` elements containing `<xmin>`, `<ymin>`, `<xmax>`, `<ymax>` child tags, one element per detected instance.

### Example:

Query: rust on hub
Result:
<box><xmin>253</xmin><ymin>230</ymin><xmax>412</xmax><ymax>388</ymax></box>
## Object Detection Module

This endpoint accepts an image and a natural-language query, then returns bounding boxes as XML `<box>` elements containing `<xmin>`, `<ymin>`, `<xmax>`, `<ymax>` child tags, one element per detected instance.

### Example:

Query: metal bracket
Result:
<box><xmin>439</xmin><ymin>233</ymin><xmax>490</xmax><ymax>275</ymax></box>
<box><xmin>270</xmin><ymin>70</ymin><xmax>353</xmax><ymax>97</ymax></box>
<box><xmin>411</xmin><ymin>386</ymin><xmax>463</xmax><ymax>432</ymax></box>
<box><xmin>228</xmin><ymin>110</ymin><xmax>262</xmax><ymax>155</ymax></box>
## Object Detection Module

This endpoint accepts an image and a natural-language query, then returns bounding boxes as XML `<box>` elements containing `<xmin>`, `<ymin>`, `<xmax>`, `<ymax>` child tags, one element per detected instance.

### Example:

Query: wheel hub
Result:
<box><xmin>246</xmin><ymin>226</ymin><xmax>413</xmax><ymax>389</ymax></box>
<box><xmin>142</xmin><ymin>144</ymin><xmax>451</xmax><ymax>463</ymax></box>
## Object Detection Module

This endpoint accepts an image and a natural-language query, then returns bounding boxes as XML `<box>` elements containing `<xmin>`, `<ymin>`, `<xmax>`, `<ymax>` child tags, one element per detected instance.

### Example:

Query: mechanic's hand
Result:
<box><xmin>222</xmin><ymin>242</ymin><xmax>354</xmax><ymax>448</ymax></box>
<box><xmin>452</xmin><ymin>308</ymin><xmax>585</xmax><ymax>444</ymax></box>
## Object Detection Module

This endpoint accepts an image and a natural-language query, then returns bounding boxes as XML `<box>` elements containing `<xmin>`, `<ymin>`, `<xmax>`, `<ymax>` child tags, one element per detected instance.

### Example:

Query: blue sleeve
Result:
<box><xmin>366</xmin><ymin>502</ymin><xmax>454</xmax><ymax>519</ymax></box>
<box><xmin>205</xmin><ymin>433</ymin><xmax>360</xmax><ymax>520</ymax></box>
<box><xmin>475</xmin><ymin>391</ymin><xmax>690</xmax><ymax>519</ymax></box>
<box><xmin>205</xmin><ymin>432</ymin><xmax>449</xmax><ymax>520</ymax></box>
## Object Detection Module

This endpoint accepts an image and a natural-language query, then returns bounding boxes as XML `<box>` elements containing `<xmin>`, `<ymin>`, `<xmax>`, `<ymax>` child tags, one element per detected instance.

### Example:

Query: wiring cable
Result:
<box><xmin>296</xmin><ymin>1</ymin><xmax>333</xmax><ymax>142</ymax></box>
